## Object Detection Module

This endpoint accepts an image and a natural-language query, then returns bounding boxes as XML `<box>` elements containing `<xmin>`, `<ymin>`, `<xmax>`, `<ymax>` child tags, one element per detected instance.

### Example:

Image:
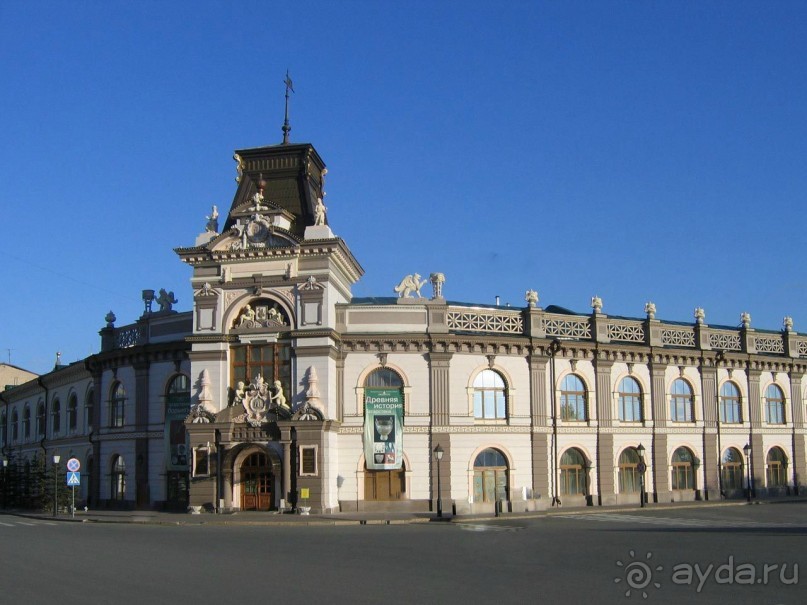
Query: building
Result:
<box><xmin>2</xmin><ymin>137</ymin><xmax>806</xmax><ymax>514</ymax></box>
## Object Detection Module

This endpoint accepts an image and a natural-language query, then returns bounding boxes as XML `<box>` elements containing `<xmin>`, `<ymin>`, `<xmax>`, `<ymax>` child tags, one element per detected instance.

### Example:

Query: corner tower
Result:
<box><xmin>176</xmin><ymin>141</ymin><xmax>363</xmax><ymax>514</ymax></box>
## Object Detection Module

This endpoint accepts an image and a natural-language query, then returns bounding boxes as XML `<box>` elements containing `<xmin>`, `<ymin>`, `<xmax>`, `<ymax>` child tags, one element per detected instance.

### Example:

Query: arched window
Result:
<box><xmin>766</xmin><ymin>447</ymin><xmax>788</xmax><ymax>487</ymax></box>
<box><xmin>85</xmin><ymin>388</ymin><xmax>94</xmax><ymax>432</ymax></box>
<box><xmin>11</xmin><ymin>409</ymin><xmax>19</xmax><ymax>441</ymax></box>
<box><xmin>364</xmin><ymin>368</ymin><xmax>403</xmax><ymax>389</ymax></box>
<box><xmin>560</xmin><ymin>448</ymin><xmax>587</xmax><ymax>495</ymax></box>
<box><xmin>51</xmin><ymin>399</ymin><xmax>61</xmax><ymax>435</ymax></box>
<box><xmin>721</xmin><ymin>447</ymin><xmax>744</xmax><ymax>491</ymax></box>
<box><xmin>618</xmin><ymin>448</ymin><xmax>641</xmax><ymax>493</ymax></box>
<box><xmin>764</xmin><ymin>385</ymin><xmax>785</xmax><ymax>425</ymax></box>
<box><xmin>670</xmin><ymin>379</ymin><xmax>694</xmax><ymax>422</ymax></box>
<box><xmin>560</xmin><ymin>375</ymin><xmax>587</xmax><ymax>421</ymax></box>
<box><xmin>110</xmin><ymin>383</ymin><xmax>125</xmax><ymax>428</ymax></box>
<box><xmin>22</xmin><ymin>405</ymin><xmax>30</xmax><ymax>439</ymax></box>
<box><xmin>671</xmin><ymin>447</ymin><xmax>696</xmax><ymax>490</ymax></box>
<box><xmin>719</xmin><ymin>382</ymin><xmax>742</xmax><ymax>424</ymax></box>
<box><xmin>36</xmin><ymin>402</ymin><xmax>46</xmax><ymax>437</ymax></box>
<box><xmin>473</xmin><ymin>448</ymin><xmax>509</xmax><ymax>503</ymax></box>
<box><xmin>67</xmin><ymin>394</ymin><xmax>78</xmax><ymax>432</ymax></box>
<box><xmin>111</xmin><ymin>455</ymin><xmax>126</xmax><ymax>500</ymax></box>
<box><xmin>473</xmin><ymin>369</ymin><xmax>507</xmax><ymax>420</ymax></box>
<box><xmin>618</xmin><ymin>377</ymin><xmax>642</xmax><ymax>422</ymax></box>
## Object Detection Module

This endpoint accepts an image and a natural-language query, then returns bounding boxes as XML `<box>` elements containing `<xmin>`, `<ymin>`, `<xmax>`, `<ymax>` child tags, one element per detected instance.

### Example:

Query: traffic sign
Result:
<box><xmin>67</xmin><ymin>458</ymin><xmax>81</xmax><ymax>472</ymax></box>
<box><xmin>66</xmin><ymin>471</ymin><xmax>81</xmax><ymax>487</ymax></box>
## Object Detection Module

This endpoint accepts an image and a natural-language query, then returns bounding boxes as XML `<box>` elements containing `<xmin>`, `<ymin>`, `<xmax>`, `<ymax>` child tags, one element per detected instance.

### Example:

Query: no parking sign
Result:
<box><xmin>67</xmin><ymin>458</ymin><xmax>81</xmax><ymax>472</ymax></box>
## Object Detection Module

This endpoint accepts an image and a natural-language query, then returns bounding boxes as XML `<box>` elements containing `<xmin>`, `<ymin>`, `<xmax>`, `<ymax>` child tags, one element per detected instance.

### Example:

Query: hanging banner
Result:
<box><xmin>364</xmin><ymin>388</ymin><xmax>403</xmax><ymax>470</ymax></box>
<box><xmin>165</xmin><ymin>398</ymin><xmax>190</xmax><ymax>471</ymax></box>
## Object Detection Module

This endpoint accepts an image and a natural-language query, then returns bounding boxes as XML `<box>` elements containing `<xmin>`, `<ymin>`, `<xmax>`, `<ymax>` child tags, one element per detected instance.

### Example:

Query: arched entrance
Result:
<box><xmin>240</xmin><ymin>452</ymin><xmax>274</xmax><ymax>510</ymax></box>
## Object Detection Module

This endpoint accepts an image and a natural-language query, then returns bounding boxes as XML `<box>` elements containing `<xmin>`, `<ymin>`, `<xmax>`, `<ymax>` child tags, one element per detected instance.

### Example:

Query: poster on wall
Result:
<box><xmin>364</xmin><ymin>388</ymin><xmax>403</xmax><ymax>470</ymax></box>
<box><xmin>165</xmin><ymin>400</ymin><xmax>190</xmax><ymax>471</ymax></box>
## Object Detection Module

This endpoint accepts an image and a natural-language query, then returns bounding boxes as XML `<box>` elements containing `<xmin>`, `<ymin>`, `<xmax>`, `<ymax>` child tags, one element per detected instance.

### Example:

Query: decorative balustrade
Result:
<box><xmin>446</xmin><ymin>308</ymin><xmax>524</xmax><ymax>334</ymax></box>
<box><xmin>708</xmin><ymin>330</ymin><xmax>742</xmax><ymax>352</ymax></box>
<box><xmin>437</xmin><ymin>305</ymin><xmax>807</xmax><ymax>359</ymax></box>
<box><xmin>754</xmin><ymin>335</ymin><xmax>785</xmax><ymax>354</ymax></box>
<box><xmin>114</xmin><ymin>325</ymin><xmax>146</xmax><ymax>349</ymax></box>
<box><xmin>661</xmin><ymin>327</ymin><xmax>696</xmax><ymax>348</ymax></box>
<box><xmin>606</xmin><ymin>320</ymin><xmax>644</xmax><ymax>343</ymax></box>
<box><xmin>542</xmin><ymin>315</ymin><xmax>592</xmax><ymax>339</ymax></box>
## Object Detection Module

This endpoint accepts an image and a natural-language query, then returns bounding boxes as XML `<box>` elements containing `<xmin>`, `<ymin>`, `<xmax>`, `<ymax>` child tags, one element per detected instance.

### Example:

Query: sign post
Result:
<box><xmin>66</xmin><ymin>458</ymin><xmax>81</xmax><ymax>519</ymax></box>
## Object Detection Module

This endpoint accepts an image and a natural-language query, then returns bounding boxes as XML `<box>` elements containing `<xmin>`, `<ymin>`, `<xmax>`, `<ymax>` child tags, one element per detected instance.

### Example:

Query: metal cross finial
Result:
<box><xmin>282</xmin><ymin>70</ymin><xmax>294</xmax><ymax>144</ymax></box>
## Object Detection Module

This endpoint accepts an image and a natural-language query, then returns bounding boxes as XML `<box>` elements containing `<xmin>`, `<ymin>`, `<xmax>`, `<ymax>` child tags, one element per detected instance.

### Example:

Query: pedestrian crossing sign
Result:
<box><xmin>66</xmin><ymin>471</ymin><xmax>81</xmax><ymax>487</ymax></box>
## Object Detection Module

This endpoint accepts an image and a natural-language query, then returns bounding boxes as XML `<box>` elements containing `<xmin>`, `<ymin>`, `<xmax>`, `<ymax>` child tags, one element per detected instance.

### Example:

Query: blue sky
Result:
<box><xmin>2</xmin><ymin>1</ymin><xmax>806</xmax><ymax>374</ymax></box>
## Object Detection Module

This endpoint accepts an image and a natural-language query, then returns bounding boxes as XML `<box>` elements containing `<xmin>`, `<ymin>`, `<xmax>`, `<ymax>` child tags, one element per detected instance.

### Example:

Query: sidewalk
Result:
<box><xmin>5</xmin><ymin>496</ymin><xmax>805</xmax><ymax>527</ymax></box>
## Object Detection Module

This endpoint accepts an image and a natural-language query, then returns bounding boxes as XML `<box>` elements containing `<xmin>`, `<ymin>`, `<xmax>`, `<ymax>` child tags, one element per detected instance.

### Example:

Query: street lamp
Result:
<box><xmin>433</xmin><ymin>444</ymin><xmax>444</xmax><ymax>518</ymax></box>
<box><xmin>2</xmin><ymin>458</ymin><xmax>7</xmax><ymax>509</ymax></box>
<box><xmin>743</xmin><ymin>443</ymin><xmax>752</xmax><ymax>503</ymax></box>
<box><xmin>636</xmin><ymin>443</ymin><xmax>646</xmax><ymax>508</ymax></box>
<box><xmin>52</xmin><ymin>454</ymin><xmax>61</xmax><ymax>517</ymax></box>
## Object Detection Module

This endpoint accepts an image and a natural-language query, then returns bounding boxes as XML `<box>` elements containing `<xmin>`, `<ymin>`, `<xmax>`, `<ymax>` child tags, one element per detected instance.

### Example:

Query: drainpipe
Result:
<box><xmin>549</xmin><ymin>339</ymin><xmax>561</xmax><ymax>506</ymax></box>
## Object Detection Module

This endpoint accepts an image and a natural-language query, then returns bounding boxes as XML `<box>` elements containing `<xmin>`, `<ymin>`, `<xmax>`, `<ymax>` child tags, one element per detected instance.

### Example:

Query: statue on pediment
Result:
<box><xmin>205</xmin><ymin>205</ymin><xmax>219</xmax><ymax>233</ymax></box>
<box><xmin>314</xmin><ymin>197</ymin><xmax>327</xmax><ymax>226</ymax></box>
<box><xmin>156</xmin><ymin>289</ymin><xmax>178</xmax><ymax>312</ymax></box>
<box><xmin>394</xmin><ymin>273</ymin><xmax>427</xmax><ymax>298</ymax></box>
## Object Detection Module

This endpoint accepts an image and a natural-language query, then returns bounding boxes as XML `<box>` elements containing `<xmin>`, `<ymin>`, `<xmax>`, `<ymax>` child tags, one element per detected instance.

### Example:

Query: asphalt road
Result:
<box><xmin>1</xmin><ymin>502</ymin><xmax>805</xmax><ymax>605</ymax></box>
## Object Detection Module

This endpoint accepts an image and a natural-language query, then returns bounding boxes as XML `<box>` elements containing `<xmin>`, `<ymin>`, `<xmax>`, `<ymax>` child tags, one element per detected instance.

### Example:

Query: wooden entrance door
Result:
<box><xmin>364</xmin><ymin>464</ymin><xmax>406</xmax><ymax>501</ymax></box>
<box><xmin>240</xmin><ymin>452</ymin><xmax>273</xmax><ymax>511</ymax></box>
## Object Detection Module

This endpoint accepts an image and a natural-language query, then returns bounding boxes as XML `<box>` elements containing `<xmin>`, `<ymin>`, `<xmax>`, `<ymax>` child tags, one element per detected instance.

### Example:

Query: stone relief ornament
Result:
<box><xmin>741</xmin><ymin>312</ymin><xmax>751</xmax><ymax>329</ymax></box>
<box><xmin>525</xmin><ymin>289</ymin><xmax>539</xmax><ymax>308</ymax></box>
<box><xmin>430</xmin><ymin>273</ymin><xmax>445</xmax><ymax>300</ymax></box>
<box><xmin>394</xmin><ymin>273</ymin><xmax>427</xmax><ymax>298</ymax></box>
<box><xmin>241</xmin><ymin>374</ymin><xmax>291</xmax><ymax>426</ymax></box>
<box><xmin>301</xmin><ymin>275</ymin><xmax>323</xmax><ymax>290</ymax></box>
<box><xmin>234</xmin><ymin>301</ymin><xmax>287</xmax><ymax>329</ymax></box>
<box><xmin>156</xmin><ymin>289</ymin><xmax>178</xmax><ymax>312</ymax></box>
<box><xmin>205</xmin><ymin>205</ymin><xmax>219</xmax><ymax>233</ymax></box>
<box><xmin>694</xmin><ymin>307</ymin><xmax>705</xmax><ymax>324</ymax></box>
<box><xmin>196</xmin><ymin>282</ymin><xmax>217</xmax><ymax>297</ymax></box>
<box><xmin>591</xmin><ymin>295</ymin><xmax>603</xmax><ymax>314</ymax></box>
<box><xmin>233</xmin><ymin>153</ymin><xmax>244</xmax><ymax>183</ymax></box>
<box><xmin>644</xmin><ymin>301</ymin><xmax>656</xmax><ymax>320</ymax></box>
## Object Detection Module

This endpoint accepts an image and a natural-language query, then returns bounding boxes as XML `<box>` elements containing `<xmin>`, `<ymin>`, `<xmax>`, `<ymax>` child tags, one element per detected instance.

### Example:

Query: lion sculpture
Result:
<box><xmin>394</xmin><ymin>273</ymin><xmax>427</xmax><ymax>298</ymax></box>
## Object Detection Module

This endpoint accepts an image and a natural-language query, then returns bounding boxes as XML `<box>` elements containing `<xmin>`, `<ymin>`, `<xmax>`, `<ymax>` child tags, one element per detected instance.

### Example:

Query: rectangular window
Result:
<box><xmin>299</xmin><ymin>445</ymin><xmax>318</xmax><ymax>476</ymax></box>
<box><xmin>193</xmin><ymin>446</ymin><xmax>210</xmax><ymax>477</ymax></box>
<box><xmin>231</xmin><ymin>343</ymin><xmax>291</xmax><ymax>393</ymax></box>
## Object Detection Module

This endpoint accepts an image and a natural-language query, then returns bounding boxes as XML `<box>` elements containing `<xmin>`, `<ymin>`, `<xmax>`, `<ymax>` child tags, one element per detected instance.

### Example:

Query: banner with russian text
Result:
<box><xmin>364</xmin><ymin>388</ymin><xmax>403</xmax><ymax>470</ymax></box>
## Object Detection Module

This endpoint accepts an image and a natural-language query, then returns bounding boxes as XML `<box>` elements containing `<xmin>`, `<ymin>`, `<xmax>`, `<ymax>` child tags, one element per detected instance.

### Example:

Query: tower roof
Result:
<box><xmin>226</xmin><ymin>143</ymin><xmax>326</xmax><ymax>238</ymax></box>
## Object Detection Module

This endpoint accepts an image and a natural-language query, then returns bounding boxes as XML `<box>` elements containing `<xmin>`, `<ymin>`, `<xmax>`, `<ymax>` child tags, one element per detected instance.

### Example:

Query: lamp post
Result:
<box><xmin>636</xmin><ymin>443</ymin><xmax>646</xmax><ymax>508</ymax></box>
<box><xmin>52</xmin><ymin>454</ymin><xmax>61</xmax><ymax>517</ymax></box>
<box><xmin>2</xmin><ymin>458</ymin><xmax>7</xmax><ymax>509</ymax></box>
<box><xmin>743</xmin><ymin>443</ymin><xmax>752</xmax><ymax>503</ymax></box>
<box><xmin>433</xmin><ymin>444</ymin><xmax>444</xmax><ymax>518</ymax></box>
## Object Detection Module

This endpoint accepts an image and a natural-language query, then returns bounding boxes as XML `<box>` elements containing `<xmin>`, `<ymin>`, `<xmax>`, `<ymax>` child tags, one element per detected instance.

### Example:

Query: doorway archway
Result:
<box><xmin>239</xmin><ymin>451</ymin><xmax>274</xmax><ymax>510</ymax></box>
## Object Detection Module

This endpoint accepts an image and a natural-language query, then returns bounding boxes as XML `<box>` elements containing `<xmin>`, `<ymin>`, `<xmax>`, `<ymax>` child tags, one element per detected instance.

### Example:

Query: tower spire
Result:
<box><xmin>282</xmin><ymin>70</ymin><xmax>294</xmax><ymax>144</ymax></box>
